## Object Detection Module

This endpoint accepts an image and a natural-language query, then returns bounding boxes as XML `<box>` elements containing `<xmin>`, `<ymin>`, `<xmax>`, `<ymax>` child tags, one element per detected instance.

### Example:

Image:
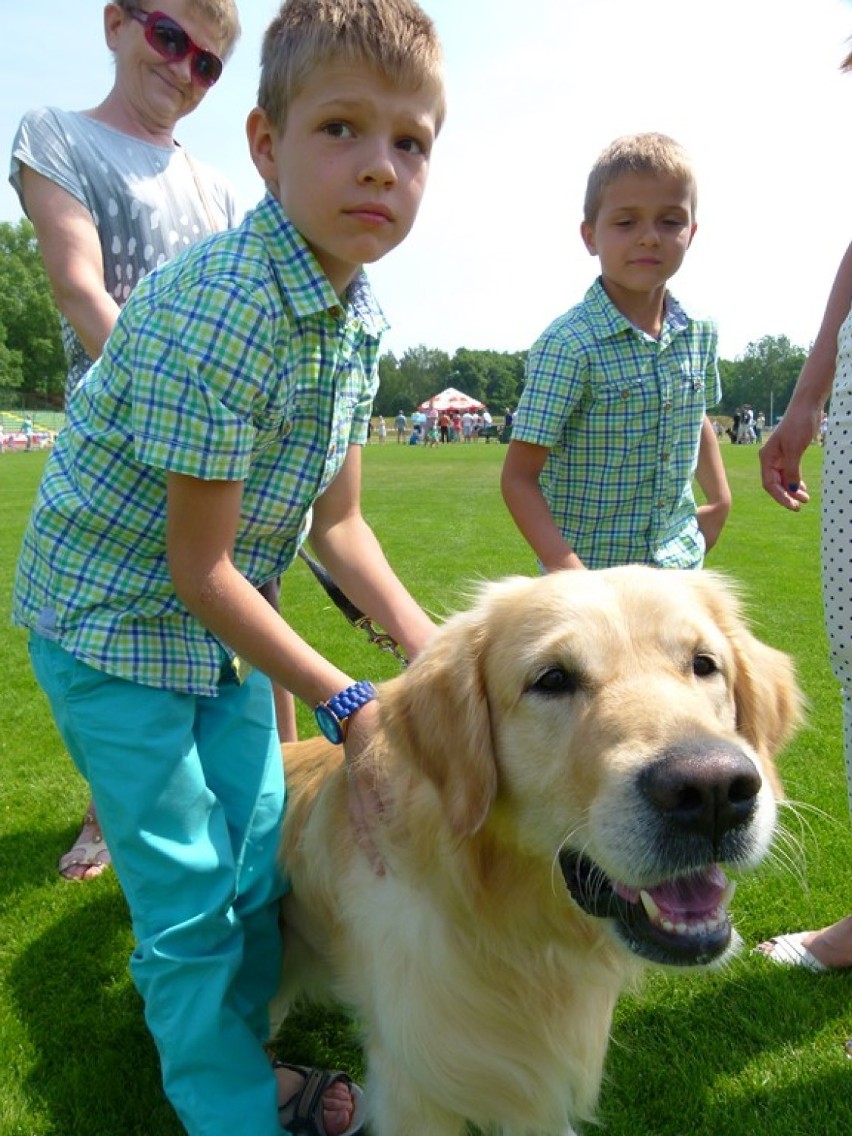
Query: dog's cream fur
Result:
<box><xmin>275</xmin><ymin>567</ymin><xmax>801</xmax><ymax>1136</ymax></box>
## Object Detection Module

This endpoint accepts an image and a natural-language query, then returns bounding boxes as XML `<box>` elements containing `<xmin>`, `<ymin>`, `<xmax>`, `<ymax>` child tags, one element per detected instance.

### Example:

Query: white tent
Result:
<box><xmin>418</xmin><ymin>387</ymin><xmax>485</xmax><ymax>413</ymax></box>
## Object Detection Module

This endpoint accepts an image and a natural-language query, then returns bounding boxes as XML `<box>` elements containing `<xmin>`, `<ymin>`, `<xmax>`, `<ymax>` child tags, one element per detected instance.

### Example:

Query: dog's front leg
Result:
<box><xmin>365</xmin><ymin>1044</ymin><xmax>467</xmax><ymax>1136</ymax></box>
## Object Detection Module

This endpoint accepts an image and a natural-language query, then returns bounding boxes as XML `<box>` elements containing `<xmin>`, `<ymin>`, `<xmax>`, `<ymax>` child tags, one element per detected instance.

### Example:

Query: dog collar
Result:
<box><xmin>314</xmin><ymin>680</ymin><xmax>378</xmax><ymax>745</ymax></box>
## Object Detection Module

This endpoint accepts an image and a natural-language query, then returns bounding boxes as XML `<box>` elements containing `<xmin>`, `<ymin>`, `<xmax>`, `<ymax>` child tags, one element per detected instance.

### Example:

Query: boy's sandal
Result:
<box><xmin>274</xmin><ymin>1060</ymin><xmax>365</xmax><ymax>1136</ymax></box>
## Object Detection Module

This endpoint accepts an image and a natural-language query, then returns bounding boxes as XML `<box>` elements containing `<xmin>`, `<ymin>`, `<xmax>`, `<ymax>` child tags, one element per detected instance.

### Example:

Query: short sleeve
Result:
<box><xmin>512</xmin><ymin>322</ymin><xmax>586</xmax><ymax>448</ymax></box>
<box><xmin>122</xmin><ymin>277</ymin><xmax>276</xmax><ymax>481</ymax></box>
<box><xmin>9</xmin><ymin>107</ymin><xmax>88</xmax><ymax>216</ymax></box>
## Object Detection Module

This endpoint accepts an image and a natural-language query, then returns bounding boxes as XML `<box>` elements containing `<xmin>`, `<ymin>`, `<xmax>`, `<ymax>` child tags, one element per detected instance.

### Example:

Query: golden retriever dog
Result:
<box><xmin>275</xmin><ymin>566</ymin><xmax>801</xmax><ymax>1136</ymax></box>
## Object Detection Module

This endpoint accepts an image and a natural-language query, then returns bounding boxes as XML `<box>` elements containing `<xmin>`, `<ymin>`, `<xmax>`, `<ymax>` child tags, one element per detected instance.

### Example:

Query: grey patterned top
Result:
<box><xmin>10</xmin><ymin>106</ymin><xmax>242</xmax><ymax>399</ymax></box>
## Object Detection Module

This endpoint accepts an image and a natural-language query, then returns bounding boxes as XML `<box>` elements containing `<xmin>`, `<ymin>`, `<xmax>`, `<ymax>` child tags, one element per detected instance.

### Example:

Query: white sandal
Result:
<box><xmin>752</xmin><ymin>932</ymin><xmax>829</xmax><ymax>973</ymax></box>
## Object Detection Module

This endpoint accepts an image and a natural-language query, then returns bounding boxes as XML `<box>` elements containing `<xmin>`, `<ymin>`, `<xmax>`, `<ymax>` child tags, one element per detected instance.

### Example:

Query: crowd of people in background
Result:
<box><xmin>389</xmin><ymin>405</ymin><xmax>513</xmax><ymax>446</ymax></box>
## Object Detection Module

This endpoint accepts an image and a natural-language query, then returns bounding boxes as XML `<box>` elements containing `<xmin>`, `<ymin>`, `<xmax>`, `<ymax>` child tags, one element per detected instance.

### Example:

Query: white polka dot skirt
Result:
<box><xmin>821</xmin><ymin>309</ymin><xmax>852</xmax><ymax>815</ymax></box>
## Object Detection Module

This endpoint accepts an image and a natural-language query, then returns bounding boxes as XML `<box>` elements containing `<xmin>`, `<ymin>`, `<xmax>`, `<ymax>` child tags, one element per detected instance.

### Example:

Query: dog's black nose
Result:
<box><xmin>639</xmin><ymin>744</ymin><xmax>762</xmax><ymax>844</ymax></box>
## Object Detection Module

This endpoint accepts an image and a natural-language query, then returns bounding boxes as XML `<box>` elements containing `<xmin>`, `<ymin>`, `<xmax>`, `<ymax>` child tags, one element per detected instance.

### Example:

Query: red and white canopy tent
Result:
<box><xmin>417</xmin><ymin>387</ymin><xmax>485</xmax><ymax>413</ymax></box>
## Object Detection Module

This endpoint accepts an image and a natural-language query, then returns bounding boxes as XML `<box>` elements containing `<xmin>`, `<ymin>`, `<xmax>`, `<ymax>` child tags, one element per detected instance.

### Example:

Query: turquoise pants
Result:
<box><xmin>30</xmin><ymin>635</ymin><xmax>288</xmax><ymax>1136</ymax></box>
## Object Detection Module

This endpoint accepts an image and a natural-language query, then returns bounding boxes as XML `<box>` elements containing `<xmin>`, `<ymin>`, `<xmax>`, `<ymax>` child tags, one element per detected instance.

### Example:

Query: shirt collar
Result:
<box><xmin>584</xmin><ymin>276</ymin><xmax>690</xmax><ymax>342</ymax></box>
<box><xmin>252</xmin><ymin>192</ymin><xmax>389</xmax><ymax>338</ymax></box>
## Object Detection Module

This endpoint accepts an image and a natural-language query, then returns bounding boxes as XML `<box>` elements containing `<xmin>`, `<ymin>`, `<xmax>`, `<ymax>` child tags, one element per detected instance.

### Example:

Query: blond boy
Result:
<box><xmin>13</xmin><ymin>2</ymin><xmax>444</xmax><ymax>1133</ymax></box>
<box><xmin>502</xmin><ymin>132</ymin><xmax>730</xmax><ymax>571</ymax></box>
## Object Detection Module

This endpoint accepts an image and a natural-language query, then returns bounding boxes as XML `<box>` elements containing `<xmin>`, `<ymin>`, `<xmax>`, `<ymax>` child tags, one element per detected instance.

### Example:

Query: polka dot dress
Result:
<box><xmin>821</xmin><ymin>305</ymin><xmax>852</xmax><ymax>817</ymax></box>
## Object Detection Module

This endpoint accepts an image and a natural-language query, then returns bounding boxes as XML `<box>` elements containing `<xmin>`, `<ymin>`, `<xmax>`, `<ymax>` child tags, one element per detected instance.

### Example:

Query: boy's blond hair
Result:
<box><xmin>115</xmin><ymin>0</ymin><xmax>241</xmax><ymax>57</ymax></box>
<box><xmin>258</xmin><ymin>0</ymin><xmax>445</xmax><ymax>133</ymax></box>
<box><xmin>583</xmin><ymin>133</ymin><xmax>697</xmax><ymax>224</ymax></box>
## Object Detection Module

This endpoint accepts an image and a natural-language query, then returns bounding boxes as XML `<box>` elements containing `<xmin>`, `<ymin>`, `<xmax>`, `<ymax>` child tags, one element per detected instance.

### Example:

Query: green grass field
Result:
<box><xmin>1</xmin><ymin>442</ymin><xmax>849</xmax><ymax>1136</ymax></box>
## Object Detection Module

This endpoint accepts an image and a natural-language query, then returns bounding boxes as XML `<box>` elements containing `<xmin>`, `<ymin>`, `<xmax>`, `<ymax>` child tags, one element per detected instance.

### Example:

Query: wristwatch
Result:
<box><xmin>314</xmin><ymin>680</ymin><xmax>378</xmax><ymax>745</ymax></box>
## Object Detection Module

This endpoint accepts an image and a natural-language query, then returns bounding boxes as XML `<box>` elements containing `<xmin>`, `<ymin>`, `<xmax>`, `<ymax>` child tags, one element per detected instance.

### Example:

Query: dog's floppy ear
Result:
<box><xmin>730</xmin><ymin>628</ymin><xmax>802</xmax><ymax>771</ymax></box>
<box><xmin>697</xmin><ymin>574</ymin><xmax>802</xmax><ymax>794</ymax></box>
<box><xmin>380</xmin><ymin>614</ymin><xmax>498</xmax><ymax>838</ymax></box>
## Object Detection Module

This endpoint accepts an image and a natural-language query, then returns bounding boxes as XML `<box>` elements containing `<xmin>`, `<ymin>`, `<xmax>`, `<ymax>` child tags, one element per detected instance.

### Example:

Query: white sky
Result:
<box><xmin>2</xmin><ymin>0</ymin><xmax>852</xmax><ymax>361</ymax></box>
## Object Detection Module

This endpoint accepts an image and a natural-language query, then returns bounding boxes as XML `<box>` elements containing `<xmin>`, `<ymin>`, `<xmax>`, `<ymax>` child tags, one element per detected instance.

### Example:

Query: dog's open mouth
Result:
<box><xmin>559</xmin><ymin>852</ymin><xmax>736</xmax><ymax>966</ymax></box>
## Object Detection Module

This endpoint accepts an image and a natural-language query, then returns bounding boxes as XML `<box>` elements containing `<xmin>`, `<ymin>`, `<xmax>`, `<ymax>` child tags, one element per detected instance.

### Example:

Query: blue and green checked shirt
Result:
<box><xmin>13</xmin><ymin>193</ymin><xmax>387</xmax><ymax>695</ymax></box>
<box><xmin>512</xmin><ymin>278</ymin><xmax>720</xmax><ymax>569</ymax></box>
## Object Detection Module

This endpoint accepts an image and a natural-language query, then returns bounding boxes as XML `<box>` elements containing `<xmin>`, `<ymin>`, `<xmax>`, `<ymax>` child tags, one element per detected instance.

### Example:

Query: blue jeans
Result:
<box><xmin>30</xmin><ymin>635</ymin><xmax>288</xmax><ymax>1136</ymax></box>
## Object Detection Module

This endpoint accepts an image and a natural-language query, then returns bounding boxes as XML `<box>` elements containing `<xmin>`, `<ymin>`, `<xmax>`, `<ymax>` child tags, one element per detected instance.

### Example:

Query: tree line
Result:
<box><xmin>1</xmin><ymin>218</ymin><xmax>809</xmax><ymax>420</ymax></box>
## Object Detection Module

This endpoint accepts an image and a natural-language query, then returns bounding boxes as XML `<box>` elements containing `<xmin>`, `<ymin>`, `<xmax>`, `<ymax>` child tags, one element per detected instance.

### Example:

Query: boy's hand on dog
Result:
<box><xmin>344</xmin><ymin>700</ymin><xmax>388</xmax><ymax>876</ymax></box>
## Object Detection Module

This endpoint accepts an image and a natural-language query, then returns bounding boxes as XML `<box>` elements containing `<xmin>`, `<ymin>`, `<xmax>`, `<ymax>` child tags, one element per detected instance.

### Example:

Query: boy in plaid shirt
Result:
<box><xmin>13</xmin><ymin>1</ymin><xmax>444</xmax><ymax>1133</ymax></box>
<box><xmin>502</xmin><ymin>133</ymin><xmax>730</xmax><ymax>572</ymax></box>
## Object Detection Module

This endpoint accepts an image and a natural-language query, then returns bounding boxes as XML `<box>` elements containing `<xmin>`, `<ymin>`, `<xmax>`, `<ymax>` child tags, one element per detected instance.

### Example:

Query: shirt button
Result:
<box><xmin>661</xmin><ymin>452</ymin><xmax>669</xmax><ymax>461</ymax></box>
<box><xmin>621</xmin><ymin>390</ymin><xmax>630</xmax><ymax>400</ymax></box>
<box><xmin>663</xmin><ymin>401</ymin><xmax>672</xmax><ymax>410</ymax></box>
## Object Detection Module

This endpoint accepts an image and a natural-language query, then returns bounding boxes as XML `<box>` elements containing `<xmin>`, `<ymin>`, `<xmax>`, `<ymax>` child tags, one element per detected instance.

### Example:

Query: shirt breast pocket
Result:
<box><xmin>673</xmin><ymin>362</ymin><xmax>706</xmax><ymax>411</ymax></box>
<box><xmin>252</xmin><ymin>401</ymin><xmax>298</xmax><ymax>457</ymax></box>
<box><xmin>590</xmin><ymin>375</ymin><xmax>656</xmax><ymax>445</ymax></box>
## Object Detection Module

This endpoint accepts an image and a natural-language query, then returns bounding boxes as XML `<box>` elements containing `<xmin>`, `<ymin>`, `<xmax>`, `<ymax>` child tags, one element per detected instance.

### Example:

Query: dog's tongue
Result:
<box><xmin>615</xmin><ymin>865</ymin><xmax>729</xmax><ymax>915</ymax></box>
<box><xmin>649</xmin><ymin>866</ymin><xmax>729</xmax><ymax>914</ymax></box>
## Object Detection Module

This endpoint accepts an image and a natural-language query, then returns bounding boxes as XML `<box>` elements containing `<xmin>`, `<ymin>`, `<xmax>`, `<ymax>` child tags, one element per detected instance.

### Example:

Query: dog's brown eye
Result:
<box><xmin>531</xmin><ymin>667</ymin><xmax>578</xmax><ymax>695</ymax></box>
<box><xmin>692</xmin><ymin>654</ymin><xmax>718</xmax><ymax>678</ymax></box>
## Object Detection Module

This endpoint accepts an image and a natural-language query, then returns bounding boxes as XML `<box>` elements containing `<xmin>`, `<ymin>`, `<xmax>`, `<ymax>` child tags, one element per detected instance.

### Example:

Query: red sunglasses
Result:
<box><xmin>126</xmin><ymin>7</ymin><xmax>223</xmax><ymax>88</ymax></box>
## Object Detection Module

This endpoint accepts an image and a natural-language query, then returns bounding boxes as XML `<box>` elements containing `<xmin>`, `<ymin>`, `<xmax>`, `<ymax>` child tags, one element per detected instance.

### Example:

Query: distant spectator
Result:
<box><xmin>439</xmin><ymin>411</ymin><xmax>451</xmax><ymax>443</ymax></box>
<box><xmin>738</xmin><ymin>404</ymin><xmax>756</xmax><ymax>444</ymax></box>
<box><xmin>376</xmin><ymin>414</ymin><xmax>387</xmax><ymax>443</ymax></box>
<box><xmin>395</xmin><ymin>410</ymin><xmax>407</xmax><ymax>442</ymax></box>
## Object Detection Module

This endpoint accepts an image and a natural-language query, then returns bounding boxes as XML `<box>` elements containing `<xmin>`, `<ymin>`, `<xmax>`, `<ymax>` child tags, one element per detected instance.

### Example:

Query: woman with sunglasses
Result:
<box><xmin>8</xmin><ymin>2</ymin><xmax>244</xmax><ymax>883</ymax></box>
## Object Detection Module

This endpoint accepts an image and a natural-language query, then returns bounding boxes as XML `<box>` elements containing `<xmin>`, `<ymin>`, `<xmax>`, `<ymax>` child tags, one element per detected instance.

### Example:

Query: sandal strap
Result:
<box><xmin>274</xmin><ymin>1061</ymin><xmax>355</xmax><ymax>1136</ymax></box>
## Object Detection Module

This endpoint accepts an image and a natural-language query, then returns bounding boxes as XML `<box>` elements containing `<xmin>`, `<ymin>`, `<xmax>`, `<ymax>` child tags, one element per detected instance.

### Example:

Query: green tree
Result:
<box><xmin>0</xmin><ymin>219</ymin><xmax>65</xmax><ymax>402</ymax></box>
<box><xmin>448</xmin><ymin>348</ymin><xmax>526</xmax><ymax>411</ymax></box>
<box><xmin>375</xmin><ymin>345</ymin><xmax>451</xmax><ymax>415</ymax></box>
<box><xmin>719</xmin><ymin>334</ymin><xmax>807</xmax><ymax>423</ymax></box>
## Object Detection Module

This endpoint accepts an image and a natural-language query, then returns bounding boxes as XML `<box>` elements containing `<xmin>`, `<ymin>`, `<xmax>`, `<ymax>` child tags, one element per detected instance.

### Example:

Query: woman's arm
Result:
<box><xmin>20</xmin><ymin>165</ymin><xmax>120</xmax><ymax>358</ymax></box>
<box><xmin>759</xmin><ymin>241</ymin><xmax>852</xmax><ymax>510</ymax></box>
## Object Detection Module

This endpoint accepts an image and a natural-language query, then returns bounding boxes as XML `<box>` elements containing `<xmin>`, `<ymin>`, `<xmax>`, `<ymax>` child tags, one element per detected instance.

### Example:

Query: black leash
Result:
<box><xmin>298</xmin><ymin>548</ymin><xmax>409</xmax><ymax>669</ymax></box>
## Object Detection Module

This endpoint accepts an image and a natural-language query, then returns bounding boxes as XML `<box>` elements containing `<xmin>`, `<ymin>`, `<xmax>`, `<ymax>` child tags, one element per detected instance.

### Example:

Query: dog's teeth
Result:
<box><xmin>639</xmin><ymin>890</ymin><xmax>661</xmax><ymax>922</ymax></box>
<box><xmin>721</xmin><ymin>880</ymin><xmax>737</xmax><ymax>908</ymax></box>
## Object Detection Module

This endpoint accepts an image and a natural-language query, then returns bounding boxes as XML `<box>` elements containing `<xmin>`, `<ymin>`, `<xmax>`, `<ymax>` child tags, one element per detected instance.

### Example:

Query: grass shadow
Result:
<box><xmin>6</xmin><ymin>887</ymin><xmax>183</xmax><ymax>1136</ymax></box>
<box><xmin>597</xmin><ymin>960</ymin><xmax>852</xmax><ymax>1136</ymax></box>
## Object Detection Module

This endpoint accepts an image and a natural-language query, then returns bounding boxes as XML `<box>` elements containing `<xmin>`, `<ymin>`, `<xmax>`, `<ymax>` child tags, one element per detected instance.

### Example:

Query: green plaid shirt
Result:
<box><xmin>513</xmin><ymin>278</ymin><xmax>720</xmax><ymax>569</ymax></box>
<box><xmin>13</xmin><ymin>193</ymin><xmax>387</xmax><ymax>695</ymax></box>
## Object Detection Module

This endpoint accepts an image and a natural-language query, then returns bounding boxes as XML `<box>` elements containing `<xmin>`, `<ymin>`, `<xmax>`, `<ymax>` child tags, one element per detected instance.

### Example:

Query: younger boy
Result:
<box><xmin>13</xmin><ymin>1</ymin><xmax>444</xmax><ymax>1134</ymax></box>
<box><xmin>501</xmin><ymin>132</ymin><xmax>730</xmax><ymax>572</ymax></box>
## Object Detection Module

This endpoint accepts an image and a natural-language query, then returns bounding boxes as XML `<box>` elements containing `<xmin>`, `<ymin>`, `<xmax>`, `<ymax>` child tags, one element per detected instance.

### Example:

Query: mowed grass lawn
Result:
<box><xmin>1</xmin><ymin>441</ymin><xmax>849</xmax><ymax>1136</ymax></box>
